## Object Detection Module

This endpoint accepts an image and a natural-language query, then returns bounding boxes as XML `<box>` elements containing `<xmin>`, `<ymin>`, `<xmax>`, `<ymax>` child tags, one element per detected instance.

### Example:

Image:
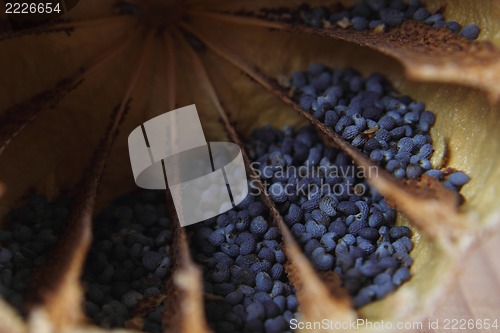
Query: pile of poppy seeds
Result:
<box><xmin>248</xmin><ymin>125</ymin><xmax>412</xmax><ymax>308</ymax></box>
<box><xmin>189</xmin><ymin>197</ymin><xmax>296</xmax><ymax>333</ymax></box>
<box><xmin>290</xmin><ymin>63</ymin><xmax>470</xmax><ymax>192</ymax></box>
<box><xmin>0</xmin><ymin>191</ymin><xmax>172</xmax><ymax>332</ymax></box>
<box><xmin>260</xmin><ymin>0</ymin><xmax>480</xmax><ymax>40</ymax></box>
<box><xmin>82</xmin><ymin>190</ymin><xmax>172</xmax><ymax>332</ymax></box>
<box><xmin>0</xmin><ymin>196</ymin><xmax>70</xmax><ymax>312</ymax></box>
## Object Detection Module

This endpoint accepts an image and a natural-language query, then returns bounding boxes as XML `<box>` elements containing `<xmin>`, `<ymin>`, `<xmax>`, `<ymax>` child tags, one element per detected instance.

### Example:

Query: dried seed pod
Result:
<box><xmin>0</xmin><ymin>0</ymin><xmax>499</xmax><ymax>333</ymax></box>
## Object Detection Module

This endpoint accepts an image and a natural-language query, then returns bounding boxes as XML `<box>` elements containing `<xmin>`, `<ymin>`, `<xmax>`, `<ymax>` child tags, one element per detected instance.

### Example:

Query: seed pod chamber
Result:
<box><xmin>0</xmin><ymin>0</ymin><xmax>499</xmax><ymax>332</ymax></box>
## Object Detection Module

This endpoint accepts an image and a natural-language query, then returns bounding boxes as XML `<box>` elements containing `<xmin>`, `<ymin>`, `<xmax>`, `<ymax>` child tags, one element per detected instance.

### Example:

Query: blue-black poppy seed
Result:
<box><xmin>255</xmin><ymin>272</ymin><xmax>273</xmax><ymax>293</ymax></box>
<box><xmin>363</xmin><ymin>138</ymin><xmax>380</xmax><ymax>152</ymax></box>
<box><xmin>375</xmin><ymin>241</ymin><xmax>394</xmax><ymax>258</ymax></box>
<box><xmin>246</xmin><ymin>302</ymin><xmax>265</xmax><ymax>321</ymax></box>
<box><xmin>357</xmin><ymin>237</ymin><xmax>376</xmax><ymax>255</ymax></box>
<box><xmin>320</xmin><ymin>232</ymin><xmax>337</xmax><ymax>252</ymax></box>
<box><xmin>286</xmin><ymin>295</ymin><xmax>298</xmax><ymax>312</ymax></box>
<box><xmin>264</xmin><ymin>316</ymin><xmax>288</xmax><ymax>333</ymax></box>
<box><xmin>418</xmin><ymin>159</ymin><xmax>432</xmax><ymax>171</ymax></box>
<box><xmin>359</xmin><ymin>260</ymin><xmax>384</xmax><ymax>276</ymax></box>
<box><xmin>389</xmin><ymin>226</ymin><xmax>411</xmax><ymax>239</ymax></box>
<box><xmin>290</xmin><ymin>223</ymin><xmax>305</xmax><ymax>237</ymax></box>
<box><xmin>418</xmin><ymin>143</ymin><xmax>433</xmax><ymax>160</ymax></box>
<box><xmin>311</xmin><ymin>209</ymin><xmax>329</xmax><ymax>226</ymax></box>
<box><xmin>448</xmin><ymin>171</ymin><xmax>471</xmax><ymax>187</ymax></box>
<box><xmin>433</xmin><ymin>20</ymin><xmax>446</xmax><ymax>29</ymax></box>
<box><xmin>142</xmin><ymin>251</ymin><xmax>162</xmax><ymax>271</ymax></box>
<box><xmin>443</xmin><ymin>180</ymin><xmax>458</xmax><ymax>192</ymax></box>
<box><xmin>324</xmin><ymin>110</ymin><xmax>339</xmax><ymax>127</ymax></box>
<box><xmin>424</xmin><ymin>169</ymin><xmax>443</xmax><ymax>180</ymax></box>
<box><xmin>393</xmin><ymin>267</ymin><xmax>411</xmax><ymax>285</ymax></box>
<box><xmin>351</xmin><ymin>16</ymin><xmax>368</xmax><ymax>31</ymax></box>
<box><xmin>273</xmin><ymin>295</ymin><xmax>287</xmax><ymax>312</ymax></box>
<box><xmin>423</xmin><ymin>13</ymin><xmax>443</xmax><ymax>24</ymax></box>
<box><xmin>208</xmin><ymin>229</ymin><xmax>225</xmax><ymax>246</ymax></box>
<box><xmin>329</xmin><ymin>218</ymin><xmax>347</xmax><ymax>237</ymax></box>
<box><xmin>301</xmin><ymin>198</ymin><xmax>320</xmax><ymax>212</ymax></box>
<box><xmin>374</xmin><ymin>272</ymin><xmax>392</xmax><ymax>285</ymax></box>
<box><xmin>225</xmin><ymin>289</ymin><xmax>244</xmax><ymax>306</ymax></box>
<box><xmin>270</xmin><ymin>263</ymin><xmax>284</xmax><ymax>280</ymax></box>
<box><xmin>393</xmin><ymin>236</ymin><xmax>413</xmax><ymax>253</ymax></box>
<box><xmin>304</xmin><ymin>239</ymin><xmax>321</xmax><ymax>256</ymax></box>
<box><xmin>337</xmin><ymin>201</ymin><xmax>359</xmax><ymax>216</ymax></box>
<box><xmin>250</xmin><ymin>216</ymin><xmax>268</xmax><ymax>235</ymax></box>
<box><xmin>375</xmin><ymin>281</ymin><xmax>395</xmax><ymax>299</ymax></box>
<box><xmin>446</xmin><ymin>21</ymin><xmax>461</xmax><ymax>32</ymax></box>
<box><xmin>319</xmin><ymin>195</ymin><xmax>337</xmax><ymax>217</ymax></box>
<box><xmin>121</xmin><ymin>290</ymin><xmax>143</xmax><ymax>309</ymax></box>
<box><xmin>460</xmin><ymin>24</ymin><xmax>480</xmax><ymax>40</ymax></box>
<box><xmin>406</xmin><ymin>164</ymin><xmax>423</xmax><ymax>179</ymax></box>
<box><xmin>0</xmin><ymin>248</ymin><xmax>12</xmax><ymax>264</ymax></box>
<box><xmin>284</xmin><ymin>204</ymin><xmax>303</xmax><ymax>225</ymax></box>
<box><xmin>357</xmin><ymin>227</ymin><xmax>379</xmax><ymax>240</ymax></box>
<box><xmin>273</xmin><ymin>249</ymin><xmax>286</xmax><ymax>264</ymax></box>
<box><xmin>342</xmin><ymin>125</ymin><xmax>361</xmax><ymax>141</ymax></box>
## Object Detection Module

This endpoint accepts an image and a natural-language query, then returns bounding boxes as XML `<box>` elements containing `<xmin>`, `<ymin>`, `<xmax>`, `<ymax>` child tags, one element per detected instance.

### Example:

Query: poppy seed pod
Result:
<box><xmin>0</xmin><ymin>0</ymin><xmax>498</xmax><ymax>333</ymax></box>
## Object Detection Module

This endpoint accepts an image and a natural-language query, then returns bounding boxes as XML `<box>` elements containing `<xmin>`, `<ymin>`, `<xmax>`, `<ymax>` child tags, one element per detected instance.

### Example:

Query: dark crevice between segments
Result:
<box><xmin>159</xmin><ymin>30</ymin><xmax>211</xmax><ymax>332</ymax></box>
<box><xmin>179</xmin><ymin>22</ymin><xmax>472</xmax><ymax>253</ymax></box>
<box><xmin>161</xmin><ymin>189</ymin><xmax>212</xmax><ymax>333</ymax></box>
<box><xmin>137</xmin><ymin>28</ymin><xmax>211</xmax><ymax>333</ymax></box>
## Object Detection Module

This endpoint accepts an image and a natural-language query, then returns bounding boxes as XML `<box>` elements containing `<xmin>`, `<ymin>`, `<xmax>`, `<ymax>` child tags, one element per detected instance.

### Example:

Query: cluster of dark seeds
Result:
<box><xmin>290</xmin><ymin>63</ymin><xmax>470</xmax><ymax>192</ymax></box>
<box><xmin>259</xmin><ymin>0</ymin><xmax>480</xmax><ymax>40</ymax></box>
<box><xmin>249</xmin><ymin>125</ymin><xmax>413</xmax><ymax>308</ymax></box>
<box><xmin>189</xmin><ymin>196</ymin><xmax>296</xmax><ymax>333</ymax></box>
<box><xmin>0</xmin><ymin>195</ymin><xmax>69</xmax><ymax>312</ymax></box>
<box><xmin>82</xmin><ymin>190</ymin><xmax>172</xmax><ymax>332</ymax></box>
